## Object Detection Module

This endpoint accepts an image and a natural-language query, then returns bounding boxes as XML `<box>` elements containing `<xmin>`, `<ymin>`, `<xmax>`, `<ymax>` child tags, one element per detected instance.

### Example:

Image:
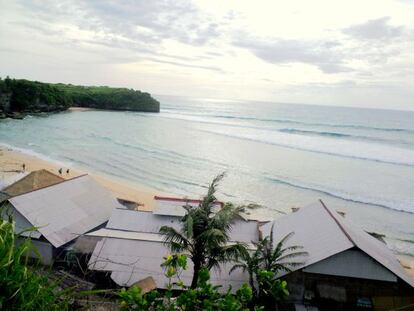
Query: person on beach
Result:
<box><xmin>58</xmin><ymin>168</ymin><xmax>62</xmax><ymax>175</ymax></box>
<box><xmin>22</xmin><ymin>163</ymin><xmax>26</xmax><ymax>171</ymax></box>
<box><xmin>66</xmin><ymin>169</ymin><xmax>70</xmax><ymax>175</ymax></box>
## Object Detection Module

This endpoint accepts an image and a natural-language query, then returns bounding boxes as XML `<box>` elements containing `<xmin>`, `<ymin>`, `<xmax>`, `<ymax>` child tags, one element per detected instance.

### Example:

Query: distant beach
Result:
<box><xmin>0</xmin><ymin>146</ymin><xmax>167</xmax><ymax>212</ymax></box>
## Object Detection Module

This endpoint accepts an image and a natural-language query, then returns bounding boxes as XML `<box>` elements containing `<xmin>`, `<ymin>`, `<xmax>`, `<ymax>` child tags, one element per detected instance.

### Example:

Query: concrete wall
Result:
<box><xmin>303</xmin><ymin>249</ymin><xmax>397</xmax><ymax>282</ymax></box>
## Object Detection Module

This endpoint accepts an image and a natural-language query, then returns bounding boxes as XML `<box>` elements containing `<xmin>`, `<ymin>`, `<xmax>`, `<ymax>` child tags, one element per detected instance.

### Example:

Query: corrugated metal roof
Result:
<box><xmin>9</xmin><ymin>175</ymin><xmax>122</xmax><ymax>248</ymax></box>
<box><xmin>260</xmin><ymin>200</ymin><xmax>414</xmax><ymax>287</ymax></box>
<box><xmin>153</xmin><ymin>196</ymin><xmax>222</xmax><ymax>217</ymax></box>
<box><xmin>106</xmin><ymin>208</ymin><xmax>259</xmax><ymax>243</ymax></box>
<box><xmin>87</xmin><ymin>227</ymin><xmax>257</xmax><ymax>249</ymax></box>
<box><xmin>88</xmin><ymin>237</ymin><xmax>250</xmax><ymax>292</ymax></box>
<box><xmin>87</xmin><ymin>228</ymin><xmax>164</xmax><ymax>242</ymax></box>
<box><xmin>88</xmin><ymin>205</ymin><xmax>259</xmax><ymax>291</ymax></box>
<box><xmin>107</xmin><ymin>209</ymin><xmax>181</xmax><ymax>233</ymax></box>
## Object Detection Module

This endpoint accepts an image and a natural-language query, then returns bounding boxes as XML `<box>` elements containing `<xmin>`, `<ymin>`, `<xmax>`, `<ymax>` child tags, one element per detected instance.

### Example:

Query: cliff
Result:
<box><xmin>0</xmin><ymin>77</ymin><xmax>160</xmax><ymax>118</ymax></box>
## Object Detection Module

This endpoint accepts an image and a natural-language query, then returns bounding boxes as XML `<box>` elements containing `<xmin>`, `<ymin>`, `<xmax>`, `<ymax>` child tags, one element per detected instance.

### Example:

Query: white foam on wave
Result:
<box><xmin>201</xmin><ymin>127</ymin><xmax>414</xmax><ymax>167</ymax></box>
<box><xmin>265</xmin><ymin>174</ymin><xmax>414</xmax><ymax>214</ymax></box>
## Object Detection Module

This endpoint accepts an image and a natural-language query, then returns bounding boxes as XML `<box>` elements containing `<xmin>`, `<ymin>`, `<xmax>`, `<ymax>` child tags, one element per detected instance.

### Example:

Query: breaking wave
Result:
<box><xmin>200</xmin><ymin>128</ymin><xmax>414</xmax><ymax>167</ymax></box>
<box><xmin>265</xmin><ymin>175</ymin><xmax>414</xmax><ymax>214</ymax></box>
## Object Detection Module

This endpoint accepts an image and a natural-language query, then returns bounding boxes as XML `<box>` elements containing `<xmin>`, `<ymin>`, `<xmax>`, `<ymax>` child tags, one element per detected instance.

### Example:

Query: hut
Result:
<box><xmin>0</xmin><ymin>169</ymin><xmax>64</xmax><ymax>203</ymax></box>
<box><xmin>262</xmin><ymin>200</ymin><xmax>414</xmax><ymax>310</ymax></box>
<box><xmin>87</xmin><ymin>197</ymin><xmax>260</xmax><ymax>292</ymax></box>
<box><xmin>1</xmin><ymin>174</ymin><xmax>123</xmax><ymax>264</ymax></box>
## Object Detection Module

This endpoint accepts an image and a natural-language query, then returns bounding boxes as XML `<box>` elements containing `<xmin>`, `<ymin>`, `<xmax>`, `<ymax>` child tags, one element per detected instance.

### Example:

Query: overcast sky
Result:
<box><xmin>1</xmin><ymin>0</ymin><xmax>414</xmax><ymax>110</ymax></box>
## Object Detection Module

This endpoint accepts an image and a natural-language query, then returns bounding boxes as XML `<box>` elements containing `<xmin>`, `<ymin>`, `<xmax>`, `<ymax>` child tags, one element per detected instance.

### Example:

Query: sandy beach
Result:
<box><xmin>68</xmin><ymin>107</ymin><xmax>97</xmax><ymax>112</ymax></box>
<box><xmin>1</xmin><ymin>144</ymin><xmax>413</xmax><ymax>278</ymax></box>
<box><xmin>0</xmin><ymin>146</ymin><xmax>166</xmax><ymax>211</ymax></box>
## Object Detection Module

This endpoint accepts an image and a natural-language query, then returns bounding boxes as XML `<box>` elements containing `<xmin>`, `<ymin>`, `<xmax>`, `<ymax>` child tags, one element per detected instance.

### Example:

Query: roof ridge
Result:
<box><xmin>3</xmin><ymin>169</ymin><xmax>64</xmax><ymax>192</ymax></box>
<box><xmin>2</xmin><ymin>172</ymin><xmax>32</xmax><ymax>192</ymax></box>
<box><xmin>9</xmin><ymin>174</ymin><xmax>89</xmax><ymax>199</ymax></box>
<box><xmin>319</xmin><ymin>199</ymin><xmax>356</xmax><ymax>246</ymax></box>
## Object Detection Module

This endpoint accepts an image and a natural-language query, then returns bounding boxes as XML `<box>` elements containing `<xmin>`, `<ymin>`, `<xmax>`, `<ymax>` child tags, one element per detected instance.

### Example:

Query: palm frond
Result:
<box><xmin>159</xmin><ymin>226</ymin><xmax>190</xmax><ymax>252</ymax></box>
<box><xmin>276</xmin><ymin>251</ymin><xmax>308</xmax><ymax>262</ymax></box>
<box><xmin>229</xmin><ymin>263</ymin><xmax>248</xmax><ymax>274</ymax></box>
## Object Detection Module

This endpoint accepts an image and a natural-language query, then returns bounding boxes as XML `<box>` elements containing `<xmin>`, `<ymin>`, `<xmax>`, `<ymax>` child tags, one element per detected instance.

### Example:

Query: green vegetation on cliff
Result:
<box><xmin>0</xmin><ymin>77</ymin><xmax>71</xmax><ymax>114</ymax></box>
<box><xmin>55</xmin><ymin>83</ymin><xmax>160</xmax><ymax>112</ymax></box>
<box><xmin>0</xmin><ymin>77</ymin><xmax>160</xmax><ymax>117</ymax></box>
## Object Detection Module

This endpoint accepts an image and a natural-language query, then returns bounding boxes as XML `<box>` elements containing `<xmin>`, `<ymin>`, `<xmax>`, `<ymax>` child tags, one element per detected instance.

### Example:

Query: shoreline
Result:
<box><xmin>0</xmin><ymin>145</ymin><xmax>170</xmax><ymax>211</ymax></box>
<box><xmin>1</xmin><ymin>143</ymin><xmax>413</xmax><ymax>277</ymax></box>
<box><xmin>68</xmin><ymin>107</ymin><xmax>97</xmax><ymax>112</ymax></box>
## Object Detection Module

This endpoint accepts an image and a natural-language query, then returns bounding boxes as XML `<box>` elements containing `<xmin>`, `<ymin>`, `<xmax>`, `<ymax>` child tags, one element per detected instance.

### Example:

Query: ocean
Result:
<box><xmin>1</xmin><ymin>95</ymin><xmax>414</xmax><ymax>260</ymax></box>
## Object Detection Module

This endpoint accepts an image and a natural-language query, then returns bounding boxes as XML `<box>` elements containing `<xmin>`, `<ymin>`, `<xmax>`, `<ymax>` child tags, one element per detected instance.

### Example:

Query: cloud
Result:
<box><xmin>18</xmin><ymin>0</ymin><xmax>222</xmax><ymax>47</ymax></box>
<box><xmin>146</xmin><ymin>57</ymin><xmax>223</xmax><ymax>72</ymax></box>
<box><xmin>234</xmin><ymin>37</ymin><xmax>350</xmax><ymax>73</ymax></box>
<box><xmin>344</xmin><ymin>16</ymin><xmax>403</xmax><ymax>40</ymax></box>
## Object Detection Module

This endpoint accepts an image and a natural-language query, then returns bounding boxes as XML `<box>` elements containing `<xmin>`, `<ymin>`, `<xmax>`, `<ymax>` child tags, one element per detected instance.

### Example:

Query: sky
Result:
<box><xmin>0</xmin><ymin>0</ymin><xmax>414</xmax><ymax>110</ymax></box>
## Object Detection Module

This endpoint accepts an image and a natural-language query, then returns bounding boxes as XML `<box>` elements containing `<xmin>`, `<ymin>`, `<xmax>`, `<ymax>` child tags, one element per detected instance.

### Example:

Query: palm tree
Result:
<box><xmin>256</xmin><ymin>224</ymin><xmax>307</xmax><ymax>274</ymax></box>
<box><xmin>230</xmin><ymin>224</ymin><xmax>307</xmax><ymax>309</ymax></box>
<box><xmin>229</xmin><ymin>248</ymin><xmax>260</xmax><ymax>295</ymax></box>
<box><xmin>160</xmin><ymin>173</ymin><xmax>246</xmax><ymax>288</ymax></box>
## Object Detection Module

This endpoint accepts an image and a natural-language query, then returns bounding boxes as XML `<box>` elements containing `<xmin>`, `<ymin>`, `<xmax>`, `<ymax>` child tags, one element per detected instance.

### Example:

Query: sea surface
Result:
<box><xmin>1</xmin><ymin>95</ymin><xmax>414</xmax><ymax>261</ymax></box>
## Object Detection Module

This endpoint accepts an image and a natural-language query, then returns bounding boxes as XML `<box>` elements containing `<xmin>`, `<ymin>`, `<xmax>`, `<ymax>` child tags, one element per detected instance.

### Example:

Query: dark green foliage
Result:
<box><xmin>118</xmin><ymin>286</ymin><xmax>161</xmax><ymax>310</ymax></box>
<box><xmin>231</xmin><ymin>224</ymin><xmax>307</xmax><ymax>310</ymax></box>
<box><xmin>160</xmin><ymin>173</ymin><xmax>246</xmax><ymax>288</ymax></box>
<box><xmin>174</xmin><ymin>267</ymin><xmax>256</xmax><ymax>311</ymax></box>
<box><xmin>0</xmin><ymin>217</ymin><xmax>70</xmax><ymax>310</ymax></box>
<box><xmin>0</xmin><ymin>77</ymin><xmax>71</xmax><ymax>113</ymax></box>
<box><xmin>118</xmin><ymin>259</ymin><xmax>260</xmax><ymax>311</ymax></box>
<box><xmin>0</xmin><ymin>77</ymin><xmax>160</xmax><ymax>114</ymax></box>
<box><xmin>255</xmin><ymin>225</ymin><xmax>307</xmax><ymax>274</ymax></box>
<box><xmin>55</xmin><ymin>83</ymin><xmax>160</xmax><ymax>112</ymax></box>
<box><xmin>255</xmin><ymin>270</ymin><xmax>289</xmax><ymax>311</ymax></box>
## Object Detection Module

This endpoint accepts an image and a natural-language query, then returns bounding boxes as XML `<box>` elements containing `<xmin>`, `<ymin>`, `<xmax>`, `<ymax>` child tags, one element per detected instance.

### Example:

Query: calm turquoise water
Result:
<box><xmin>1</xmin><ymin>95</ymin><xmax>414</xmax><ymax>259</ymax></box>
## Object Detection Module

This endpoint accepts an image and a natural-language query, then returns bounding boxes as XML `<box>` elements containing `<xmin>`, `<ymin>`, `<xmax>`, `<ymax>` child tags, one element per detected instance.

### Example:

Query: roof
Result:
<box><xmin>260</xmin><ymin>200</ymin><xmax>414</xmax><ymax>287</ymax></box>
<box><xmin>8</xmin><ymin>174</ymin><xmax>123</xmax><ymax>248</ymax></box>
<box><xmin>153</xmin><ymin>196</ymin><xmax>223</xmax><ymax>217</ymax></box>
<box><xmin>103</xmin><ymin>207</ymin><xmax>259</xmax><ymax>243</ymax></box>
<box><xmin>88</xmin><ymin>206</ymin><xmax>260</xmax><ymax>291</ymax></box>
<box><xmin>87</xmin><ymin>228</ymin><xmax>165</xmax><ymax>242</ymax></box>
<box><xmin>88</xmin><ymin>236</ymin><xmax>250</xmax><ymax>292</ymax></box>
<box><xmin>1</xmin><ymin>169</ymin><xmax>64</xmax><ymax>197</ymax></box>
<box><xmin>106</xmin><ymin>208</ymin><xmax>182</xmax><ymax>233</ymax></box>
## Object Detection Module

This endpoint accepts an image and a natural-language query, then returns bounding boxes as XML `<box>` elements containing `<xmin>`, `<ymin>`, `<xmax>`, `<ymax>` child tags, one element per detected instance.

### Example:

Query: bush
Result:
<box><xmin>118</xmin><ymin>254</ymin><xmax>264</xmax><ymax>311</ymax></box>
<box><xmin>0</xmin><ymin>217</ymin><xmax>70</xmax><ymax>310</ymax></box>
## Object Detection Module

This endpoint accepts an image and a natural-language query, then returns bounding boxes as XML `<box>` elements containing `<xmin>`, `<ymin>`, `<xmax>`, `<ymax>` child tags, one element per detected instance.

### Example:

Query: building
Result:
<box><xmin>1</xmin><ymin>174</ymin><xmax>123</xmax><ymax>264</ymax></box>
<box><xmin>261</xmin><ymin>200</ymin><xmax>414</xmax><ymax>310</ymax></box>
<box><xmin>87</xmin><ymin>196</ymin><xmax>260</xmax><ymax>292</ymax></box>
<box><xmin>0</xmin><ymin>169</ymin><xmax>64</xmax><ymax>203</ymax></box>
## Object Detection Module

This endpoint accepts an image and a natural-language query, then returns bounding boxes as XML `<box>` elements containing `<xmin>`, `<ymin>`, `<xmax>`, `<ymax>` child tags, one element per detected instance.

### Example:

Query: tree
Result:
<box><xmin>160</xmin><ymin>173</ymin><xmax>246</xmax><ymax>288</ymax></box>
<box><xmin>231</xmin><ymin>225</ymin><xmax>307</xmax><ymax>310</ymax></box>
<box><xmin>256</xmin><ymin>225</ymin><xmax>307</xmax><ymax>274</ymax></box>
<box><xmin>229</xmin><ymin>247</ymin><xmax>260</xmax><ymax>296</ymax></box>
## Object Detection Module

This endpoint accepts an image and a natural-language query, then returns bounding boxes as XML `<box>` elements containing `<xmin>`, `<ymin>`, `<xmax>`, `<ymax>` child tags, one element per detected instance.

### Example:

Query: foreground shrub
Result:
<box><xmin>118</xmin><ymin>254</ymin><xmax>265</xmax><ymax>311</ymax></box>
<box><xmin>0</xmin><ymin>217</ymin><xmax>70</xmax><ymax>310</ymax></box>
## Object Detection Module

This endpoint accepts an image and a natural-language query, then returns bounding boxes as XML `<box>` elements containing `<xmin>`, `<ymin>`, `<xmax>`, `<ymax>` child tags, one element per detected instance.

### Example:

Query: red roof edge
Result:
<box><xmin>154</xmin><ymin>196</ymin><xmax>224</xmax><ymax>207</ymax></box>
